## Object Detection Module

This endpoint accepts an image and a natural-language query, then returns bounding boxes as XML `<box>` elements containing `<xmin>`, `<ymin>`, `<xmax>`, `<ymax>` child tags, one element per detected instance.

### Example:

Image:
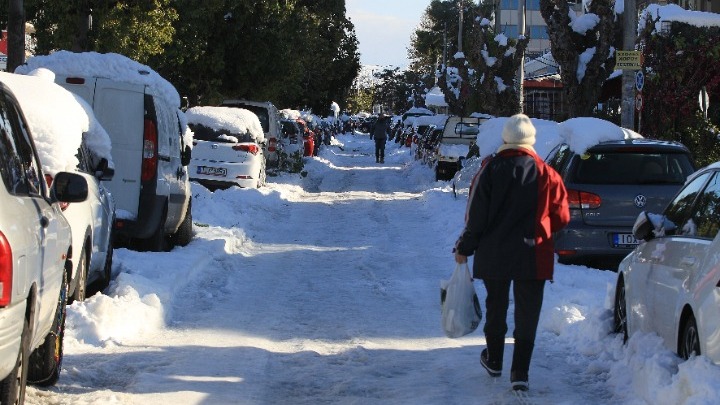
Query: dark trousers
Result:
<box><xmin>375</xmin><ymin>138</ymin><xmax>386</xmax><ymax>161</ymax></box>
<box><xmin>482</xmin><ymin>278</ymin><xmax>545</xmax><ymax>378</ymax></box>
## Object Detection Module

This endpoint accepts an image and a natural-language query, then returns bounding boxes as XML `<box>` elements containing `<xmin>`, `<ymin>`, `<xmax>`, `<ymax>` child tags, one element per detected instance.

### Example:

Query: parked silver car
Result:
<box><xmin>614</xmin><ymin>162</ymin><xmax>720</xmax><ymax>363</ymax></box>
<box><xmin>0</xmin><ymin>80</ymin><xmax>88</xmax><ymax>404</ymax></box>
<box><xmin>545</xmin><ymin>139</ymin><xmax>696</xmax><ymax>268</ymax></box>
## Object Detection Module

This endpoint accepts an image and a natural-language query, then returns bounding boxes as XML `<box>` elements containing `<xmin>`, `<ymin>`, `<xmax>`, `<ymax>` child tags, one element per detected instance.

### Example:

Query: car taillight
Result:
<box><xmin>268</xmin><ymin>137</ymin><xmax>277</xmax><ymax>152</ymax></box>
<box><xmin>233</xmin><ymin>144</ymin><xmax>259</xmax><ymax>155</ymax></box>
<box><xmin>141</xmin><ymin>118</ymin><xmax>158</xmax><ymax>182</ymax></box>
<box><xmin>567</xmin><ymin>189</ymin><xmax>601</xmax><ymax>209</ymax></box>
<box><xmin>44</xmin><ymin>174</ymin><xmax>69</xmax><ymax>211</ymax></box>
<box><xmin>0</xmin><ymin>231</ymin><xmax>12</xmax><ymax>307</ymax></box>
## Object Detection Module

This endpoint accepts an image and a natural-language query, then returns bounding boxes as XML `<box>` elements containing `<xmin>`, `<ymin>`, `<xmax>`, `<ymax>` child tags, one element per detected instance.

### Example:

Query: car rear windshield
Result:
<box><xmin>190</xmin><ymin>124</ymin><xmax>253</xmax><ymax>143</ymax></box>
<box><xmin>572</xmin><ymin>151</ymin><xmax>695</xmax><ymax>185</ymax></box>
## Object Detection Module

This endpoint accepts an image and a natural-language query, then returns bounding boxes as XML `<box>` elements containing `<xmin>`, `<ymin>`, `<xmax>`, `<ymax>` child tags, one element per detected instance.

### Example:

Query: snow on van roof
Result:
<box><xmin>185</xmin><ymin>106</ymin><xmax>265</xmax><ymax>143</ymax></box>
<box><xmin>0</xmin><ymin>70</ymin><xmax>113</xmax><ymax>175</ymax></box>
<box><xmin>16</xmin><ymin>50</ymin><xmax>181</xmax><ymax>109</ymax></box>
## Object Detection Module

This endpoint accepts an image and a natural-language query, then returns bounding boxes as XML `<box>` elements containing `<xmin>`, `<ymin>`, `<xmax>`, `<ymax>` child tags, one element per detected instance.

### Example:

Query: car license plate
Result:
<box><xmin>613</xmin><ymin>233</ymin><xmax>638</xmax><ymax>247</ymax></box>
<box><xmin>197</xmin><ymin>166</ymin><xmax>227</xmax><ymax>177</ymax></box>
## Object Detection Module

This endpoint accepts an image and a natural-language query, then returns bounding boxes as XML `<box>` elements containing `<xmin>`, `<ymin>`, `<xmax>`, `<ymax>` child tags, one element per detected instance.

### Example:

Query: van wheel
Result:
<box><xmin>143</xmin><ymin>210</ymin><xmax>169</xmax><ymax>252</ymax></box>
<box><xmin>70</xmin><ymin>242</ymin><xmax>88</xmax><ymax>303</ymax></box>
<box><xmin>173</xmin><ymin>199</ymin><xmax>193</xmax><ymax>247</ymax></box>
<box><xmin>28</xmin><ymin>270</ymin><xmax>67</xmax><ymax>386</ymax></box>
<box><xmin>0</xmin><ymin>318</ymin><xmax>29</xmax><ymax>404</ymax></box>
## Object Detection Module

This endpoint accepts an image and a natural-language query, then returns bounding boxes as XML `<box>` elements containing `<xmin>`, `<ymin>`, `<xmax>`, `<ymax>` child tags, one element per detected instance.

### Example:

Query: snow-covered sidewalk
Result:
<box><xmin>27</xmin><ymin>134</ymin><xmax>720</xmax><ymax>404</ymax></box>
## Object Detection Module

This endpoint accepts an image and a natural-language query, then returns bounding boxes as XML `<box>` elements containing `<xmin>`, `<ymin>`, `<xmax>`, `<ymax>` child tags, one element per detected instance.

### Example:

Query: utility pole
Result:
<box><xmin>517</xmin><ymin>0</ymin><xmax>526</xmax><ymax>112</ymax></box>
<box><xmin>621</xmin><ymin>0</ymin><xmax>637</xmax><ymax>129</ymax></box>
<box><xmin>458</xmin><ymin>1</ymin><xmax>464</xmax><ymax>55</ymax></box>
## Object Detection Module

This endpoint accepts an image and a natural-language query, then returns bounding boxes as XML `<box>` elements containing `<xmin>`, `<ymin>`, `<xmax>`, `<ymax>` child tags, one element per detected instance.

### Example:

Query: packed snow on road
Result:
<box><xmin>26</xmin><ymin>133</ymin><xmax>720</xmax><ymax>404</ymax></box>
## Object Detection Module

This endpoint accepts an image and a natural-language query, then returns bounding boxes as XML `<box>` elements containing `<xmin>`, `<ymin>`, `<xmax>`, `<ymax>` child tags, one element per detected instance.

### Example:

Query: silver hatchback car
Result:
<box><xmin>545</xmin><ymin>139</ymin><xmax>696</xmax><ymax>268</ymax></box>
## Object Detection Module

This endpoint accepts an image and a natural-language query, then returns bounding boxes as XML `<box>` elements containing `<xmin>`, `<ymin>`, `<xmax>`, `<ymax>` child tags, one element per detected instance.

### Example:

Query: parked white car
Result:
<box><xmin>186</xmin><ymin>106</ymin><xmax>266</xmax><ymax>189</ymax></box>
<box><xmin>615</xmin><ymin>161</ymin><xmax>720</xmax><ymax>363</ymax></box>
<box><xmin>0</xmin><ymin>79</ymin><xmax>89</xmax><ymax>404</ymax></box>
<box><xmin>18</xmin><ymin>52</ymin><xmax>194</xmax><ymax>252</ymax></box>
<box><xmin>2</xmin><ymin>71</ymin><xmax>117</xmax><ymax>301</ymax></box>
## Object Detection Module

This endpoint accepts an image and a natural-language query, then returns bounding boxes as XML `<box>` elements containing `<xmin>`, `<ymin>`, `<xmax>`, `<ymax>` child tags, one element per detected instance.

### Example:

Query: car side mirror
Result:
<box><xmin>632</xmin><ymin>211</ymin><xmax>655</xmax><ymax>241</ymax></box>
<box><xmin>632</xmin><ymin>211</ymin><xmax>676</xmax><ymax>241</ymax></box>
<box><xmin>51</xmin><ymin>172</ymin><xmax>88</xmax><ymax>203</ymax></box>
<box><xmin>181</xmin><ymin>145</ymin><xmax>192</xmax><ymax>166</ymax></box>
<box><xmin>94</xmin><ymin>158</ymin><xmax>115</xmax><ymax>181</ymax></box>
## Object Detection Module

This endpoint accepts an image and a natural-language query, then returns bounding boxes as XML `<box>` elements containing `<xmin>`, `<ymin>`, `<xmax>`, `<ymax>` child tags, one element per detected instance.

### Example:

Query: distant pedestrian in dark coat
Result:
<box><xmin>454</xmin><ymin>114</ymin><xmax>569</xmax><ymax>392</ymax></box>
<box><xmin>372</xmin><ymin>115</ymin><xmax>390</xmax><ymax>163</ymax></box>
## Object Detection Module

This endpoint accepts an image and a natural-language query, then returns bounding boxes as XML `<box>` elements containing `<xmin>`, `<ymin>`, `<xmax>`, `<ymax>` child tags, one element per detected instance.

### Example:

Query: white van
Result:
<box><xmin>17</xmin><ymin>52</ymin><xmax>193</xmax><ymax>251</ymax></box>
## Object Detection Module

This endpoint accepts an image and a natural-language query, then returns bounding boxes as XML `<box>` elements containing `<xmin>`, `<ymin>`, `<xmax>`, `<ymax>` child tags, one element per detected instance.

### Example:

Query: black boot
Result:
<box><xmin>480</xmin><ymin>349</ymin><xmax>502</xmax><ymax>377</ymax></box>
<box><xmin>510</xmin><ymin>339</ymin><xmax>534</xmax><ymax>391</ymax></box>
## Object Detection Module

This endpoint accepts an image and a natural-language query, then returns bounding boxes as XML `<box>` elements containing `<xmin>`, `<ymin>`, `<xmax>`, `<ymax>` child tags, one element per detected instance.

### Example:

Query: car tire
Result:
<box><xmin>173</xmin><ymin>199</ymin><xmax>193</xmax><ymax>247</ymax></box>
<box><xmin>96</xmin><ymin>229</ymin><xmax>114</xmax><ymax>294</ymax></box>
<box><xmin>679</xmin><ymin>315</ymin><xmax>700</xmax><ymax>360</ymax></box>
<box><xmin>0</xmin><ymin>318</ymin><xmax>29</xmax><ymax>404</ymax></box>
<box><xmin>70</xmin><ymin>241</ymin><xmax>88</xmax><ymax>303</ymax></box>
<box><xmin>28</xmin><ymin>269</ymin><xmax>67</xmax><ymax>386</ymax></box>
<box><xmin>613</xmin><ymin>276</ymin><xmax>628</xmax><ymax>343</ymax></box>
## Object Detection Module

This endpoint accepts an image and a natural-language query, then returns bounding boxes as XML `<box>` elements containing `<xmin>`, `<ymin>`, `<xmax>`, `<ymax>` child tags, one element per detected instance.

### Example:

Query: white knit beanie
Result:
<box><xmin>501</xmin><ymin>114</ymin><xmax>536</xmax><ymax>147</ymax></box>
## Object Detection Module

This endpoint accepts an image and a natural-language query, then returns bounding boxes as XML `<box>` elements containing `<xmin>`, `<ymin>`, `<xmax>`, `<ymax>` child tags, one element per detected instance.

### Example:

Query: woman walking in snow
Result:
<box><xmin>372</xmin><ymin>115</ymin><xmax>390</xmax><ymax>163</ymax></box>
<box><xmin>453</xmin><ymin>114</ymin><xmax>569</xmax><ymax>392</ymax></box>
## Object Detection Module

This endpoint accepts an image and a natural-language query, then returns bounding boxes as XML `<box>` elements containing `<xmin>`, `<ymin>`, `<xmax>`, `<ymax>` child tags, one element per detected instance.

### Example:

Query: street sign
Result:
<box><xmin>616</xmin><ymin>51</ymin><xmax>642</xmax><ymax>70</ymax></box>
<box><xmin>635</xmin><ymin>71</ymin><xmax>644</xmax><ymax>92</ymax></box>
<box><xmin>635</xmin><ymin>93</ymin><xmax>643</xmax><ymax>111</ymax></box>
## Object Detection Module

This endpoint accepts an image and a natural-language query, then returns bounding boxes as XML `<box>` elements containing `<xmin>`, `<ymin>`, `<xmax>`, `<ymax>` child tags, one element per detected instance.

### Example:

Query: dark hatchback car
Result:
<box><xmin>545</xmin><ymin>139</ymin><xmax>696</xmax><ymax>268</ymax></box>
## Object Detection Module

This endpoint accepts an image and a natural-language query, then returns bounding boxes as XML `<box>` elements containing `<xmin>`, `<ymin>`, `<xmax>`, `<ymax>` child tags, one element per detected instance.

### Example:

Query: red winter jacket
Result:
<box><xmin>455</xmin><ymin>147</ymin><xmax>569</xmax><ymax>280</ymax></box>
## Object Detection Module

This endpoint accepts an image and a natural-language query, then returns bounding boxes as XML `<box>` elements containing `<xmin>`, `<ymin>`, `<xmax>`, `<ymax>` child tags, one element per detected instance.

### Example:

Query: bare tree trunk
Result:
<box><xmin>7</xmin><ymin>0</ymin><xmax>25</xmax><ymax>72</ymax></box>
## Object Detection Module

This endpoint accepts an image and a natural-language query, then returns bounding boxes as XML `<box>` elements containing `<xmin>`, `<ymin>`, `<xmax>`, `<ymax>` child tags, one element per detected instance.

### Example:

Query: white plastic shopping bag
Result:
<box><xmin>440</xmin><ymin>263</ymin><xmax>482</xmax><ymax>338</ymax></box>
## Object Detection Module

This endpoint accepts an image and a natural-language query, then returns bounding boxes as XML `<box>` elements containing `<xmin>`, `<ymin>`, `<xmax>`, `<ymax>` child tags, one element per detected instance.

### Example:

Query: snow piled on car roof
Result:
<box><xmin>474</xmin><ymin>116</ymin><xmax>642</xmax><ymax>162</ymax></box>
<box><xmin>185</xmin><ymin>106</ymin><xmax>265</xmax><ymax>143</ymax></box>
<box><xmin>16</xmin><ymin>50</ymin><xmax>181</xmax><ymax>109</ymax></box>
<box><xmin>0</xmin><ymin>69</ymin><xmax>113</xmax><ymax>175</ymax></box>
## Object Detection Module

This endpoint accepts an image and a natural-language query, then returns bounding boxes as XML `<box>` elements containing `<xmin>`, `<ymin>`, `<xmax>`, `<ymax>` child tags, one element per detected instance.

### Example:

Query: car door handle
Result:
<box><xmin>680</xmin><ymin>256</ymin><xmax>696</xmax><ymax>267</ymax></box>
<box><xmin>40</xmin><ymin>216</ymin><xmax>49</xmax><ymax>228</ymax></box>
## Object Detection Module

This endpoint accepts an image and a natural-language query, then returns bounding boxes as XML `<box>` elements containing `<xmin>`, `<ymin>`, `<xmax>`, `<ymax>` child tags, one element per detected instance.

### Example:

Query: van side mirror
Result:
<box><xmin>181</xmin><ymin>145</ymin><xmax>192</xmax><ymax>166</ymax></box>
<box><xmin>94</xmin><ymin>158</ymin><xmax>115</xmax><ymax>181</ymax></box>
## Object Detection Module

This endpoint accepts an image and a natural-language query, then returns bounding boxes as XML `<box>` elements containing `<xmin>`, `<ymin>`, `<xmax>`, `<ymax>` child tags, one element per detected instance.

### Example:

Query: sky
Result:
<box><xmin>16</xmin><ymin>109</ymin><xmax>720</xmax><ymax>404</ymax></box>
<box><xmin>346</xmin><ymin>0</ymin><xmax>432</xmax><ymax>68</ymax></box>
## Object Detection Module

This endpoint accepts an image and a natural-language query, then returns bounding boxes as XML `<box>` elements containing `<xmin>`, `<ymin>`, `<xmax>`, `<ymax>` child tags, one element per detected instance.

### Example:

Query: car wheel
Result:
<box><xmin>70</xmin><ymin>241</ymin><xmax>88</xmax><ymax>303</ymax></box>
<box><xmin>173</xmin><ymin>199</ymin><xmax>193</xmax><ymax>247</ymax></box>
<box><xmin>28</xmin><ymin>269</ymin><xmax>67</xmax><ymax>386</ymax></box>
<box><xmin>96</xmin><ymin>228</ymin><xmax>115</xmax><ymax>294</ymax></box>
<box><xmin>0</xmin><ymin>318</ymin><xmax>29</xmax><ymax>404</ymax></box>
<box><xmin>613</xmin><ymin>276</ymin><xmax>628</xmax><ymax>343</ymax></box>
<box><xmin>679</xmin><ymin>315</ymin><xmax>701</xmax><ymax>360</ymax></box>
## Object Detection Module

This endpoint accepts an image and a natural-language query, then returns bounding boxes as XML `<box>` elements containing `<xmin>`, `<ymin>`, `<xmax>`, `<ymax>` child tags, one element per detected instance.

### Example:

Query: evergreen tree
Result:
<box><xmin>539</xmin><ymin>0</ymin><xmax>621</xmax><ymax>118</ymax></box>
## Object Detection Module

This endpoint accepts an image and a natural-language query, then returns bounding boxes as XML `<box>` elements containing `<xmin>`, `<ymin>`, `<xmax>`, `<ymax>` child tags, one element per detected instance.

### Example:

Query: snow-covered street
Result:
<box><xmin>25</xmin><ymin>134</ymin><xmax>720</xmax><ymax>405</ymax></box>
